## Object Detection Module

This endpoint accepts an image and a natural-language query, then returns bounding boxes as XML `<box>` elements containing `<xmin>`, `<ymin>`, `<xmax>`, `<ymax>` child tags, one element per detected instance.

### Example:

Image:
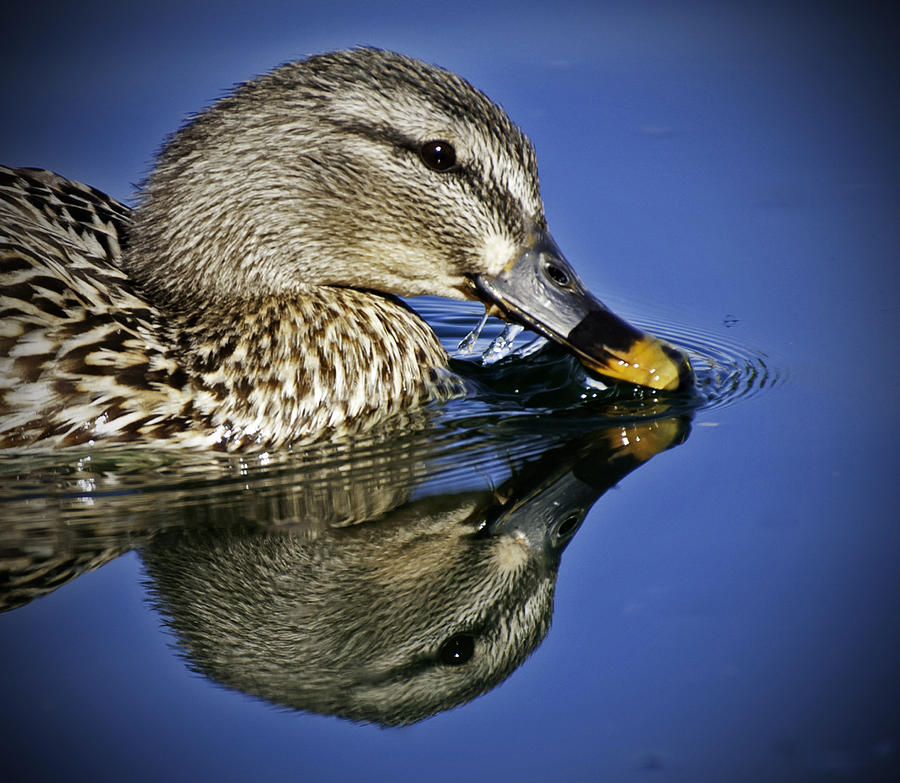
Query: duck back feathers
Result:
<box><xmin>0</xmin><ymin>165</ymin><xmax>455</xmax><ymax>450</ymax></box>
<box><xmin>1</xmin><ymin>48</ymin><xmax>692</xmax><ymax>451</ymax></box>
<box><xmin>0</xmin><ymin>166</ymin><xmax>186</xmax><ymax>448</ymax></box>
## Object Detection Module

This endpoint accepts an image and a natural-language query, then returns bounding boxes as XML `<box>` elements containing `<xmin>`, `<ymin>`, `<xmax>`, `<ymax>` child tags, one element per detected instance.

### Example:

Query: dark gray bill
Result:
<box><xmin>472</xmin><ymin>230</ymin><xmax>693</xmax><ymax>391</ymax></box>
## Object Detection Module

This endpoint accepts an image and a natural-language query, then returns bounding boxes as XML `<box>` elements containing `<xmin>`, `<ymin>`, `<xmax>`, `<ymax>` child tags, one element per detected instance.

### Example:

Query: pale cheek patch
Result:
<box><xmin>492</xmin><ymin>533</ymin><xmax>531</xmax><ymax>577</ymax></box>
<box><xmin>498</xmin><ymin>154</ymin><xmax>543</xmax><ymax>220</ymax></box>
<box><xmin>480</xmin><ymin>233</ymin><xmax>518</xmax><ymax>277</ymax></box>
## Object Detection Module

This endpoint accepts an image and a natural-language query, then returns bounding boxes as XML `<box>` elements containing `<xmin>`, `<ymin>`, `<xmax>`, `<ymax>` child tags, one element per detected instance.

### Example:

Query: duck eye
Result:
<box><xmin>419</xmin><ymin>140</ymin><xmax>457</xmax><ymax>172</ymax></box>
<box><xmin>437</xmin><ymin>633</ymin><xmax>475</xmax><ymax>666</ymax></box>
<box><xmin>544</xmin><ymin>263</ymin><xmax>571</xmax><ymax>288</ymax></box>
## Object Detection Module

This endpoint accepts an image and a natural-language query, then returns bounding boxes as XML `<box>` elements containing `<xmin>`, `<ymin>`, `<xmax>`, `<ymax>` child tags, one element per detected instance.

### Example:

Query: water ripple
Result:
<box><xmin>416</xmin><ymin>296</ymin><xmax>785</xmax><ymax>414</ymax></box>
<box><xmin>636</xmin><ymin>318</ymin><xmax>786</xmax><ymax>410</ymax></box>
<box><xmin>0</xmin><ymin>299</ymin><xmax>782</xmax><ymax>525</ymax></box>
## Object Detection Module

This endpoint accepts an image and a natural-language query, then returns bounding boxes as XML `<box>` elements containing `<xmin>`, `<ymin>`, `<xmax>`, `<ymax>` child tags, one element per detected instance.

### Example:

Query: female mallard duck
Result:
<box><xmin>0</xmin><ymin>48</ymin><xmax>691</xmax><ymax>451</ymax></box>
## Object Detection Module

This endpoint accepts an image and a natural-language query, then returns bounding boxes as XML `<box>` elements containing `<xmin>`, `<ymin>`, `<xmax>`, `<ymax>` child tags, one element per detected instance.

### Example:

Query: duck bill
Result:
<box><xmin>472</xmin><ymin>230</ymin><xmax>693</xmax><ymax>391</ymax></box>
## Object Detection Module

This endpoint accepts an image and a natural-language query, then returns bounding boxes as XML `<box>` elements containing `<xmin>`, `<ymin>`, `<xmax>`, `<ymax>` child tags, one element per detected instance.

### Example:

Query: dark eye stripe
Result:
<box><xmin>323</xmin><ymin>116</ymin><xmax>537</xmax><ymax>238</ymax></box>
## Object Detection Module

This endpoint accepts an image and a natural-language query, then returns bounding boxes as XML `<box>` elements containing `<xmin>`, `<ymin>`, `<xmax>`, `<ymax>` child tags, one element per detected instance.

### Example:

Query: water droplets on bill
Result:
<box><xmin>457</xmin><ymin>310</ymin><xmax>545</xmax><ymax>365</ymax></box>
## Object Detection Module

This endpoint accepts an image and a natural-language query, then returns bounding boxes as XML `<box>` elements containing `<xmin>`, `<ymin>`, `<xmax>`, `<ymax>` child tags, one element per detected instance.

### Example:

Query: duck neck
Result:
<box><xmin>170</xmin><ymin>287</ymin><xmax>455</xmax><ymax>449</ymax></box>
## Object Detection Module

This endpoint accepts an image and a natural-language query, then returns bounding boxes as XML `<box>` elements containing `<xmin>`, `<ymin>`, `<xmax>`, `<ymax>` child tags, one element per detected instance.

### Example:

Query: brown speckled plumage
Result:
<box><xmin>0</xmin><ymin>48</ymin><xmax>692</xmax><ymax>452</ymax></box>
<box><xmin>0</xmin><ymin>49</ymin><xmax>542</xmax><ymax>451</ymax></box>
<box><xmin>1</xmin><ymin>165</ymin><xmax>458</xmax><ymax>450</ymax></box>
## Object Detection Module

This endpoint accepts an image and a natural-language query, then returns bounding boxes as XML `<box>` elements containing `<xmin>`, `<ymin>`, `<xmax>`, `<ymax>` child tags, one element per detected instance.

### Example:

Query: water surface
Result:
<box><xmin>2</xmin><ymin>3</ymin><xmax>898</xmax><ymax>782</ymax></box>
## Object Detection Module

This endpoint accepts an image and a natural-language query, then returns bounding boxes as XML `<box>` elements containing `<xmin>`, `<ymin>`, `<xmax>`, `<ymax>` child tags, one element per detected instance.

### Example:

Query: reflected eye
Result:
<box><xmin>419</xmin><ymin>140</ymin><xmax>457</xmax><ymax>172</ymax></box>
<box><xmin>544</xmin><ymin>263</ymin><xmax>571</xmax><ymax>288</ymax></box>
<box><xmin>437</xmin><ymin>633</ymin><xmax>475</xmax><ymax>666</ymax></box>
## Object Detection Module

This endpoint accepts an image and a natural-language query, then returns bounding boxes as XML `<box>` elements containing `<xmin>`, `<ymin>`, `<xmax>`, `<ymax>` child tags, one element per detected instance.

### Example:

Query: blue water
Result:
<box><xmin>2</xmin><ymin>2</ymin><xmax>898</xmax><ymax>781</ymax></box>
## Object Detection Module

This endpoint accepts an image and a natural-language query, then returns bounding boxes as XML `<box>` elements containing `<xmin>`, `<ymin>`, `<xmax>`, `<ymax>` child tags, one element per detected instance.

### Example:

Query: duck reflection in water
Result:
<box><xmin>138</xmin><ymin>415</ymin><xmax>688</xmax><ymax>726</ymax></box>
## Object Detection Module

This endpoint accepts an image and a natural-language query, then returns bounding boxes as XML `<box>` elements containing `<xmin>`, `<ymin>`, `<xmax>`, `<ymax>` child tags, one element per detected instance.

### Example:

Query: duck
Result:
<box><xmin>1</xmin><ymin>410</ymin><xmax>689</xmax><ymax>721</ymax></box>
<box><xmin>0</xmin><ymin>48</ymin><xmax>692</xmax><ymax>452</ymax></box>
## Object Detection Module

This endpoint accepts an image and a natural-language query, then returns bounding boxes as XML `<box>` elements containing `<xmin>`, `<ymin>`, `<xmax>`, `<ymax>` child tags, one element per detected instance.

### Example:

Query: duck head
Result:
<box><xmin>139</xmin><ymin>415</ymin><xmax>690</xmax><ymax>726</ymax></box>
<box><xmin>131</xmin><ymin>48</ymin><xmax>691</xmax><ymax>392</ymax></box>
